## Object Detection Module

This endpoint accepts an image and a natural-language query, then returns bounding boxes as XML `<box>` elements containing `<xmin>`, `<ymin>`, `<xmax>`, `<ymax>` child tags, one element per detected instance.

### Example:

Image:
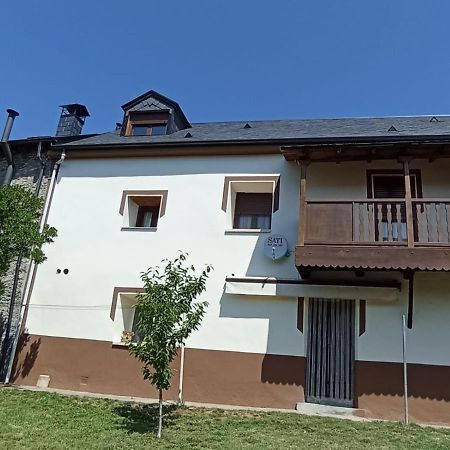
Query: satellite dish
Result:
<box><xmin>264</xmin><ymin>235</ymin><xmax>288</xmax><ymax>261</ymax></box>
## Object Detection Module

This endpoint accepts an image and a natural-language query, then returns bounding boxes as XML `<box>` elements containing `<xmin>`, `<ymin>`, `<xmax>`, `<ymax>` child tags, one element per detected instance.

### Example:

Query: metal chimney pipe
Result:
<box><xmin>1</xmin><ymin>109</ymin><xmax>19</xmax><ymax>186</ymax></box>
<box><xmin>1</xmin><ymin>109</ymin><xmax>19</xmax><ymax>141</ymax></box>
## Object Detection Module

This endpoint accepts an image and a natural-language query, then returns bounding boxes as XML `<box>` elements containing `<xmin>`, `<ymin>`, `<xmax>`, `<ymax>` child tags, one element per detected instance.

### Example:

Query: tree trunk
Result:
<box><xmin>157</xmin><ymin>388</ymin><xmax>163</xmax><ymax>439</ymax></box>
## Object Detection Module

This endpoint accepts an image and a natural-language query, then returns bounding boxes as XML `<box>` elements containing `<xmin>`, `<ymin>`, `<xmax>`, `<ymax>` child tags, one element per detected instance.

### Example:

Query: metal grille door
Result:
<box><xmin>306</xmin><ymin>298</ymin><xmax>355</xmax><ymax>407</ymax></box>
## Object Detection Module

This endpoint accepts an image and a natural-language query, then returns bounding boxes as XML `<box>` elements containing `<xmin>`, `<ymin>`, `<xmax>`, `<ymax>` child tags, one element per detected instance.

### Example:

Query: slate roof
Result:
<box><xmin>61</xmin><ymin>115</ymin><xmax>450</xmax><ymax>149</ymax></box>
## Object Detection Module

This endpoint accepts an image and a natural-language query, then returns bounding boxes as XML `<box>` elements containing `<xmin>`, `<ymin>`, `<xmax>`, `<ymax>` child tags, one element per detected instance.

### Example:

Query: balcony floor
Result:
<box><xmin>296</xmin><ymin>245</ymin><xmax>450</xmax><ymax>271</ymax></box>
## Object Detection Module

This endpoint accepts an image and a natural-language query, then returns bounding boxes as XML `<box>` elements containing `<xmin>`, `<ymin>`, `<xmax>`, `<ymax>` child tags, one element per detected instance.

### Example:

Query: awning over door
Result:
<box><xmin>225</xmin><ymin>277</ymin><xmax>400</xmax><ymax>302</ymax></box>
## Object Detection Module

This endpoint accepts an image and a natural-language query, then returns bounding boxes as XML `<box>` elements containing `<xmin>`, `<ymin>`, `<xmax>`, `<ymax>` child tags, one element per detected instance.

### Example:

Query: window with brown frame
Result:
<box><xmin>129</xmin><ymin>196</ymin><xmax>161</xmax><ymax>228</ymax></box>
<box><xmin>233</xmin><ymin>192</ymin><xmax>273</xmax><ymax>229</ymax></box>
<box><xmin>125</xmin><ymin>111</ymin><xmax>169</xmax><ymax>136</ymax></box>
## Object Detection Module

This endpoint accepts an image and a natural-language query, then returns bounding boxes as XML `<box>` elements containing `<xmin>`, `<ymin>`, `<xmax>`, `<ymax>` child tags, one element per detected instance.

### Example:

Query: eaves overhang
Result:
<box><xmin>49</xmin><ymin>134</ymin><xmax>450</xmax><ymax>160</ymax></box>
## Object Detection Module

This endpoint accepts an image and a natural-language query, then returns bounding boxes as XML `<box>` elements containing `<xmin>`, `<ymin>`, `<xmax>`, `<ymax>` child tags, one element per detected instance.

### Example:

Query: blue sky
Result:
<box><xmin>1</xmin><ymin>1</ymin><xmax>450</xmax><ymax>138</ymax></box>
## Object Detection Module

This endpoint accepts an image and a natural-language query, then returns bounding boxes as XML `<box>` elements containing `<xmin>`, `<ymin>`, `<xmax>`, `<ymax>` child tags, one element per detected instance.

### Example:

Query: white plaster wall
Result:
<box><xmin>25</xmin><ymin>155</ymin><xmax>450</xmax><ymax>363</ymax></box>
<box><xmin>26</xmin><ymin>155</ymin><xmax>304</xmax><ymax>356</ymax></box>
<box><xmin>357</xmin><ymin>273</ymin><xmax>450</xmax><ymax>366</ymax></box>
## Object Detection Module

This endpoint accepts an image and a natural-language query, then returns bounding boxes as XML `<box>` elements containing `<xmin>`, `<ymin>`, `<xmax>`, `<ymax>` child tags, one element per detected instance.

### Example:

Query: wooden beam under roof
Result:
<box><xmin>280</xmin><ymin>141</ymin><xmax>450</xmax><ymax>163</ymax></box>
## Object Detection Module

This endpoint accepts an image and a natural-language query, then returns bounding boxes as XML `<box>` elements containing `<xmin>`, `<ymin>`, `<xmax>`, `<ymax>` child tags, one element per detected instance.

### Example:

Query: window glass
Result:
<box><xmin>151</xmin><ymin>125</ymin><xmax>167</xmax><ymax>136</ymax></box>
<box><xmin>233</xmin><ymin>193</ymin><xmax>272</xmax><ymax>229</ymax></box>
<box><xmin>256</xmin><ymin>215</ymin><xmax>271</xmax><ymax>229</ymax></box>
<box><xmin>132</xmin><ymin>125</ymin><xmax>148</xmax><ymax>136</ymax></box>
<box><xmin>238</xmin><ymin>215</ymin><xmax>253</xmax><ymax>229</ymax></box>
<box><xmin>141</xmin><ymin>210</ymin><xmax>153</xmax><ymax>227</ymax></box>
<box><xmin>135</xmin><ymin>205</ymin><xmax>159</xmax><ymax>227</ymax></box>
<box><xmin>131</xmin><ymin>124</ymin><xmax>166</xmax><ymax>136</ymax></box>
<box><xmin>131</xmin><ymin>310</ymin><xmax>144</xmax><ymax>342</ymax></box>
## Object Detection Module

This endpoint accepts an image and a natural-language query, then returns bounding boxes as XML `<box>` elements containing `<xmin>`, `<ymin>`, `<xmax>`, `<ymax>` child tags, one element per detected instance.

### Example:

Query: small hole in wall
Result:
<box><xmin>56</xmin><ymin>269</ymin><xmax>61</xmax><ymax>274</ymax></box>
<box><xmin>63</xmin><ymin>269</ymin><xmax>69</xmax><ymax>275</ymax></box>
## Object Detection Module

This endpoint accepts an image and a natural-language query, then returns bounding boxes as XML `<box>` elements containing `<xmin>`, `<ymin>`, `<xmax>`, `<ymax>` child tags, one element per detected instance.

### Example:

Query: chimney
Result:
<box><xmin>56</xmin><ymin>104</ymin><xmax>90</xmax><ymax>137</ymax></box>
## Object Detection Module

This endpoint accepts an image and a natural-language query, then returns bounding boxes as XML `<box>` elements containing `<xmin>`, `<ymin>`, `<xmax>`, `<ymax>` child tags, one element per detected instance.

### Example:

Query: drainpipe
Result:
<box><xmin>35</xmin><ymin>141</ymin><xmax>46</xmax><ymax>195</ymax></box>
<box><xmin>3</xmin><ymin>150</ymin><xmax>65</xmax><ymax>384</ymax></box>
<box><xmin>1</xmin><ymin>109</ymin><xmax>19</xmax><ymax>186</ymax></box>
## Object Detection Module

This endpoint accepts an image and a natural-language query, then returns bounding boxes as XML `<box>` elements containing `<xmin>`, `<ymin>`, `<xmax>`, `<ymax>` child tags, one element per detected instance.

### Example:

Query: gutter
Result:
<box><xmin>1</xmin><ymin>109</ymin><xmax>19</xmax><ymax>185</ymax></box>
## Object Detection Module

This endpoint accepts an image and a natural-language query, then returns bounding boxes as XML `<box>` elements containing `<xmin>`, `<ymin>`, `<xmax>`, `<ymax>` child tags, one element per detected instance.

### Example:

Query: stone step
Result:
<box><xmin>296</xmin><ymin>402</ymin><xmax>365</xmax><ymax>419</ymax></box>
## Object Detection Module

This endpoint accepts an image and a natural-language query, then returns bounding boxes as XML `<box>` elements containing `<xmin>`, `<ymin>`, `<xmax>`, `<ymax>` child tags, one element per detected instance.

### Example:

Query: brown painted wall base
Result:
<box><xmin>184</xmin><ymin>348</ymin><xmax>305</xmax><ymax>409</ymax></box>
<box><xmin>12</xmin><ymin>334</ymin><xmax>306</xmax><ymax>409</ymax></box>
<box><xmin>11</xmin><ymin>334</ymin><xmax>180</xmax><ymax>400</ymax></box>
<box><xmin>356</xmin><ymin>360</ymin><xmax>450</xmax><ymax>426</ymax></box>
<box><xmin>11</xmin><ymin>334</ymin><xmax>450</xmax><ymax>425</ymax></box>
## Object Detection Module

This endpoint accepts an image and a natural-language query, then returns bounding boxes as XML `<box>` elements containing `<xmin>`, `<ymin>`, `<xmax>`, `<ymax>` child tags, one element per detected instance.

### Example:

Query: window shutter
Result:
<box><xmin>372</xmin><ymin>176</ymin><xmax>417</xmax><ymax>199</ymax></box>
<box><xmin>234</xmin><ymin>193</ymin><xmax>273</xmax><ymax>215</ymax></box>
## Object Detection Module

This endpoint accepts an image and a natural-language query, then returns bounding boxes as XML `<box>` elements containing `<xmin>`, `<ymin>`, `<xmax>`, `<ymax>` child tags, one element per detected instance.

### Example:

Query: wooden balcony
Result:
<box><xmin>296</xmin><ymin>198</ymin><xmax>450</xmax><ymax>271</ymax></box>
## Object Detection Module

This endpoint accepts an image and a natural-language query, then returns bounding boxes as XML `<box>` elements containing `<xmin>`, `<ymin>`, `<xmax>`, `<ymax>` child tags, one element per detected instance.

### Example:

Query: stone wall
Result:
<box><xmin>0</xmin><ymin>147</ymin><xmax>54</xmax><ymax>376</ymax></box>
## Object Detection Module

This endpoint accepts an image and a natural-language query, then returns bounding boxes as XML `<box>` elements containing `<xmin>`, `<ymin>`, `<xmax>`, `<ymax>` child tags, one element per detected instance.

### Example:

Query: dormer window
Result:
<box><xmin>121</xmin><ymin>90</ymin><xmax>191</xmax><ymax>136</ymax></box>
<box><xmin>131</xmin><ymin>124</ymin><xmax>167</xmax><ymax>136</ymax></box>
<box><xmin>125</xmin><ymin>111</ymin><xmax>170</xmax><ymax>137</ymax></box>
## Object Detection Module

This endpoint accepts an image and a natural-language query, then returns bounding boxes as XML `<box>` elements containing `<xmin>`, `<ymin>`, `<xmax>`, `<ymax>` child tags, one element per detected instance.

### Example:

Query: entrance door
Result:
<box><xmin>306</xmin><ymin>298</ymin><xmax>355</xmax><ymax>407</ymax></box>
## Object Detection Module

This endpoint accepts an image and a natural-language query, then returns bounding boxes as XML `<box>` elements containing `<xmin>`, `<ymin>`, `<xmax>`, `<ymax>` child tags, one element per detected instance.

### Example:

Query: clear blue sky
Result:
<box><xmin>1</xmin><ymin>1</ymin><xmax>450</xmax><ymax>139</ymax></box>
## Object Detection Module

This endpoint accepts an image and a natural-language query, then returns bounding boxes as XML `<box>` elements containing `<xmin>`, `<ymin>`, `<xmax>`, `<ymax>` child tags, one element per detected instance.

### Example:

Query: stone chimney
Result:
<box><xmin>56</xmin><ymin>104</ymin><xmax>90</xmax><ymax>137</ymax></box>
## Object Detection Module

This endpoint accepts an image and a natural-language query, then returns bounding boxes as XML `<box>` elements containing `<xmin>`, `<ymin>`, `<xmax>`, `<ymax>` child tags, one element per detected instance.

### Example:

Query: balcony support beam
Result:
<box><xmin>404</xmin><ymin>270</ymin><xmax>415</xmax><ymax>329</ymax></box>
<box><xmin>298</xmin><ymin>160</ymin><xmax>310</xmax><ymax>246</ymax></box>
<box><xmin>401</xmin><ymin>159</ymin><xmax>415</xmax><ymax>248</ymax></box>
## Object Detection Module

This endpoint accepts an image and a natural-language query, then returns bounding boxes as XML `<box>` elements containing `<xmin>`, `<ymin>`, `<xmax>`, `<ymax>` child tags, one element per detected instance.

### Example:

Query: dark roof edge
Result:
<box><xmin>53</xmin><ymin>134</ymin><xmax>450</xmax><ymax>151</ymax></box>
<box><xmin>121</xmin><ymin>90</ymin><xmax>191</xmax><ymax>128</ymax></box>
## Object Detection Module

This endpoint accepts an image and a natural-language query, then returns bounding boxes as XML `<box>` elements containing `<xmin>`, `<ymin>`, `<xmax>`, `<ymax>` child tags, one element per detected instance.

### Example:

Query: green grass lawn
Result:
<box><xmin>1</xmin><ymin>388</ymin><xmax>450</xmax><ymax>449</ymax></box>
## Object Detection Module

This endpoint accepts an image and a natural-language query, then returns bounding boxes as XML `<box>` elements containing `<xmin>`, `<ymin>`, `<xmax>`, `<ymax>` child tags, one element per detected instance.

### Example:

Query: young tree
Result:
<box><xmin>0</xmin><ymin>185</ymin><xmax>57</xmax><ymax>295</ymax></box>
<box><xmin>128</xmin><ymin>253</ymin><xmax>212</xmax><ymax>438</ymax></box>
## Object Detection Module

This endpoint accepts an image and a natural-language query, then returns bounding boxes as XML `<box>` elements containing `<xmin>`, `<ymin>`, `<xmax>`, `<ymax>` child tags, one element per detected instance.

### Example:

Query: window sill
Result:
<box><xmin>121</xmin><ymin>227</ymin><xmax>157</xmax><ymax>232</ymax></box>
<box><xmin>225</xmin><ymin>229</ymin><xmax>271</xmax><ymax>235</ymax></box>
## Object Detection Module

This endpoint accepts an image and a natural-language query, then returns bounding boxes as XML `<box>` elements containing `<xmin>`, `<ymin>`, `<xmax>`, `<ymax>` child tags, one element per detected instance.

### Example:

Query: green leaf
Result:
<box><xmin>0</xmin><ymin>185</ymin><xmax>57</xmax><ymax>293</ymax></box>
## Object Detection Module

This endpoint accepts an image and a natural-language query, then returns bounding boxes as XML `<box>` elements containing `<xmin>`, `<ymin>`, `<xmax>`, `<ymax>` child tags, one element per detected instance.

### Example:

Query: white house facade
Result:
<box><xmin>10</xmin><ymin>91</ymin><xmax>450</xmax><ymax>426</ymax></box>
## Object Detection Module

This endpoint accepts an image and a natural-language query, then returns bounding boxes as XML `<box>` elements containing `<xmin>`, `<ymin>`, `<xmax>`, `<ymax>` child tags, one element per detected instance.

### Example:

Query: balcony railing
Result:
<box><xmin>304</xmin><ymin>198</ymin><xmax>450</xmax><ymax>247</ymax></box>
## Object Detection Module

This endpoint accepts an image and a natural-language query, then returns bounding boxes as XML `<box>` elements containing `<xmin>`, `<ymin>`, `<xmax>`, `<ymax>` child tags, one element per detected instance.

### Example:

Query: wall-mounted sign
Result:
<box><xmin>264</xmin><ymin>235</ymin><xmax>288</xmax><ymax>260</ymax></box>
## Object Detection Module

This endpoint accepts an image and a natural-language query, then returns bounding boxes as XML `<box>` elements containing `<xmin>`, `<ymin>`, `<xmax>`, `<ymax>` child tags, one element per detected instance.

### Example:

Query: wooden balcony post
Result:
<box><xmin>402</xmin><ymin>159</ymin><xmax>415</xmax><ymax>248</ymax></box>
<box><xmin>298</xmin><ymin>160</ymin><xmax>309</xmax><ymax>246</ymax></box>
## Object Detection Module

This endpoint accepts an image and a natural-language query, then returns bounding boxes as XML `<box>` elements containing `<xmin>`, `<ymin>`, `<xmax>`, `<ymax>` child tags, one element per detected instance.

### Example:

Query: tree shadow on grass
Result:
<box><xmin>114</xmin><ymin>402</ymin><xmax>179</xmax><ymax>434</ymax></box>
